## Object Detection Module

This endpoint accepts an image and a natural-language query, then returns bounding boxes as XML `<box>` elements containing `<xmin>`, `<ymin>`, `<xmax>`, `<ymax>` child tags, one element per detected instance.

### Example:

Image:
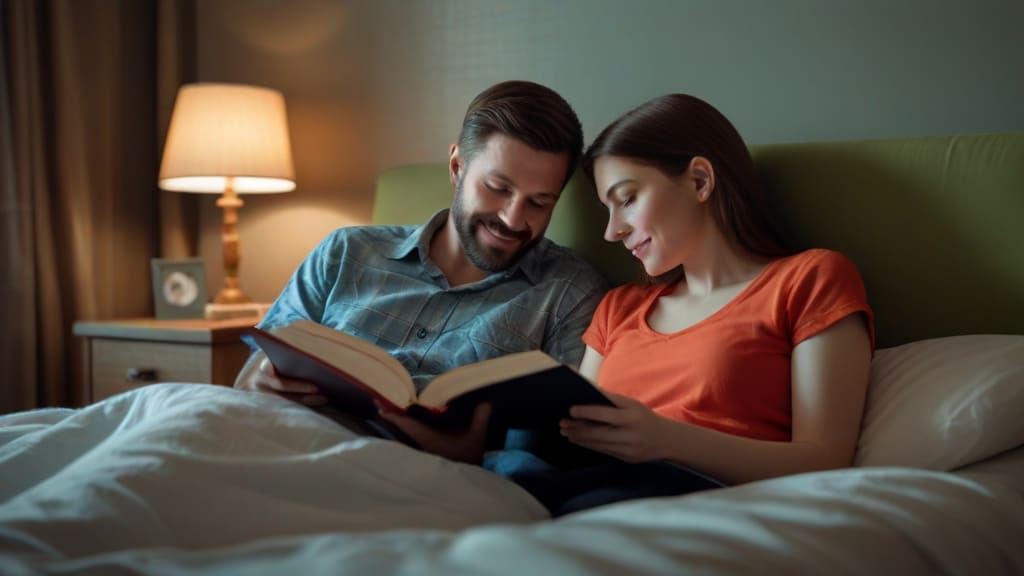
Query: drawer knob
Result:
<box><xmin>125</xmin><ymin>368</ymin><xmax>159</xmax><ymax>382</ymax></box>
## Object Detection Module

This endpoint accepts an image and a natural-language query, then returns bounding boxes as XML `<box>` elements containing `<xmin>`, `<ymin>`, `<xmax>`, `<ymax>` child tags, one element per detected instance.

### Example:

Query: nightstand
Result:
<box><xmin>73</xmin><ymin>317</ymin><xmax>258</xmax><ymax>403</ymax></box>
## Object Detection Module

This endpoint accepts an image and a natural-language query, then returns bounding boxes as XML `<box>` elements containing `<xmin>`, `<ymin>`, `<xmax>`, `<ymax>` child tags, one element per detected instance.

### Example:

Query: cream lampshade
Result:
<box><xmin>159</xmin><ymin>82</ymin><xmax>295</xmax><ymax>305</ymax></box>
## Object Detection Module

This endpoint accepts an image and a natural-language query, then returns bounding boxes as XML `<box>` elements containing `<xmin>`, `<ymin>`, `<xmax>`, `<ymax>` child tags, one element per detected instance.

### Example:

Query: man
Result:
<box><xmin>234</xmin><ymin>80</ymin><xmax>607</xmax><ymax>461</ymax></box>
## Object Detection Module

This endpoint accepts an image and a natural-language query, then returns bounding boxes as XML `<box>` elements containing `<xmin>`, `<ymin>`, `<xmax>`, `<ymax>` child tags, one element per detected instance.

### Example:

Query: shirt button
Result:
<box><xmin>416</xmin><ymin>327</ymin><xmax>428</xmax><ymax>339</ymax></box>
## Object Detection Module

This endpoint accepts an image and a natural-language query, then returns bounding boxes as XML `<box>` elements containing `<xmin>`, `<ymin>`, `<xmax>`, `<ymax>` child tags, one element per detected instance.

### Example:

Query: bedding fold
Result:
<box><xmin>0</xmin><ymin>383</ymin><xmax>547</xmax><ymax>558</ymax></box>
<box><xmin>1</xmin><ymin>384</ymin><xmax>1022</xmax><ymax>575</ymax></box>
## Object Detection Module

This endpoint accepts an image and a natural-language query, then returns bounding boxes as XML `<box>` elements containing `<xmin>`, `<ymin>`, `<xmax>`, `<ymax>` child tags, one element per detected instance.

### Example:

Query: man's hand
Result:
<box><xmin>559</xmin><ymin>392</ymin><xmax>673</xmax><ymax>463</ymax></box>
<box><xmin>378</xmin><ymin>403</ymin><xmax>492</xmax><ymax>464</ymax></box>
<box><xmin>233</xmin><ymin>351</ymin><xmax>327</xmax><ymax>407</ymax></box>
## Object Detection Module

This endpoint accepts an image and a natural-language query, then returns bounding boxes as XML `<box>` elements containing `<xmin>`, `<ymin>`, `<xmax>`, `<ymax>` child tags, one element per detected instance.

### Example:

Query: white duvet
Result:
<box><xmin>1</xmin><ymin>383</ymin><xmax>1022</xmax><ymax>575</ymax></box>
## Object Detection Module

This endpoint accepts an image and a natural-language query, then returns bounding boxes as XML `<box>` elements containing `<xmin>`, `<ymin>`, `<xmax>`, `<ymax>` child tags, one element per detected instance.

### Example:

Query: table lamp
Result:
<box><xmin>158</xmin><ymin>83</ymin><xmax>295</xmax><ymax>311</ymax></box>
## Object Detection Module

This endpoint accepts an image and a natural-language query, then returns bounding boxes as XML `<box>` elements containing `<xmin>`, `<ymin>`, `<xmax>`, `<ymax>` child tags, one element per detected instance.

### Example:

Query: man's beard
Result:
<box><xmin>451</xmin><ymin>177</ymin><xmax>536</xmax><ymax>272</ymax></box>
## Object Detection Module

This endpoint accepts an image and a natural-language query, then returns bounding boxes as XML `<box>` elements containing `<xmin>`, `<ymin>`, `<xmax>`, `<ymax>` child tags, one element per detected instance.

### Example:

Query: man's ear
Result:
<box><xmin>689</xmin><ymin>156</ymin><xmax>715</xmax><ymax>203</ymax></box>
<box><xmin>448</xmin><ymin>144</ymin><xmax>461</xmax><ymax>187</ymax></box>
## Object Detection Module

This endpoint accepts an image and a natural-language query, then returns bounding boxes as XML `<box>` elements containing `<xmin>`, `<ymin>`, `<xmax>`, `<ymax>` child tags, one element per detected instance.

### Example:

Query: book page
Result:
<box><xmin>275</xmin><ymin>320</ymin><xmax>416</xmax><ymax>407</ymax></box>
<box><xmin>417</xmin><ymin>350</ymin><xmax>561</xmax><ymax>408</ymax></box>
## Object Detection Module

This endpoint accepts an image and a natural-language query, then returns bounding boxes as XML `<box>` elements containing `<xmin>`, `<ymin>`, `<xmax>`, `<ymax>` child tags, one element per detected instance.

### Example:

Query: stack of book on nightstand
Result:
<box><xmin>205</xmin><ymin>303</ymin><xmax>271</xmax><ymax>320</ymax></box>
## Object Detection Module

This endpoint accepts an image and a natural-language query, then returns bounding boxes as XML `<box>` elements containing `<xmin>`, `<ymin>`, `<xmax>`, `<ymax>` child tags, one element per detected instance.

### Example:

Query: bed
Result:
<box><xmin>2</xmin><ymin>133</ymin><xmax>1022</xmax><ymax>574</ymax></box>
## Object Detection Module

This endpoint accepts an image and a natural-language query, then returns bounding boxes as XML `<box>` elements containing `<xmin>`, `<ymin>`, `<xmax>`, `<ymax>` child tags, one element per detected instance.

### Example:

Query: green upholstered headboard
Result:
<box><xmin>373</xmin><ymin>133</ymin><xmax>1024</xmax><ymax>348</ymax></box>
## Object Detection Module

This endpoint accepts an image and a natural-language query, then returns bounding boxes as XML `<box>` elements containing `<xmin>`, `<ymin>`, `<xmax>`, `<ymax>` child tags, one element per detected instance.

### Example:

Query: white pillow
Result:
<box><xmin>854</xmin><ymin>334</ymin><xmax>1024</xmax><ymax>471</ymax></box>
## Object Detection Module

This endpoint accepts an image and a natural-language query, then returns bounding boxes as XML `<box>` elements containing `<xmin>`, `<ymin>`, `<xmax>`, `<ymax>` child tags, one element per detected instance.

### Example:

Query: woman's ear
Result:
<box><xmin>448</xmin><ymin>144</ymin><xmax>461</xmax><ymax>186</ymax></box>
<box><xmin>689</xmin><ymin>156</ymin><xmax>715</xmax><ymax>203</ymax></box>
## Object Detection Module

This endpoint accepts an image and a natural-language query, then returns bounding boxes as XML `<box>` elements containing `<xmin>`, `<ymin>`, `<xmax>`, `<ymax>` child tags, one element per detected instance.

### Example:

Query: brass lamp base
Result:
<box><xmin>215</xmin><ymin>182</ymin><xmax>250</xmax><ymax>305</ymax></box>
<box><xmin>214</xmin><ymin>286</ymin><xmax>250</xmax><ymax>304</ymax></box>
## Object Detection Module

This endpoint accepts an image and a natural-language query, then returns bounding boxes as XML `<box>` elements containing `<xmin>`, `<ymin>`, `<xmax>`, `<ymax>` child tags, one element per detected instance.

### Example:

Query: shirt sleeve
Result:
<box><xmin>786</xmin><ymin>250</ymin><xmax>875</xmax><ymax>350</ymax></box>
<box><xmin>581</xmin><ymin>286</ymin><xmax>627</xmax><ymax>357</ymax></box>
<box><xmin>543</xmin><ymin>274</ymin><xmax>607</xmax><ymax>368</ymax></box>
<box><xmin>256</xmin><ymin>230</ymin><xmax>343</xmax><ymax>336</ymax></box>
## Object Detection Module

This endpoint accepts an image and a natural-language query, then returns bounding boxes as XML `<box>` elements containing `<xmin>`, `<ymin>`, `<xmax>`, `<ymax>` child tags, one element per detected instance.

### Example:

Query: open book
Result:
<box><xmin>243</xmin><ymin>320</ymin><xmax>614</xmax><ymax>458</ymax></box>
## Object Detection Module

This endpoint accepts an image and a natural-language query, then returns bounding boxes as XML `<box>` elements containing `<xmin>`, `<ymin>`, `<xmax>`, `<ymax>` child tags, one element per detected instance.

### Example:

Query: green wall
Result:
<box><xmin>194</xmin><ymin>0</ymin><xmax>1024</xmax><ymax>301</ymax></box>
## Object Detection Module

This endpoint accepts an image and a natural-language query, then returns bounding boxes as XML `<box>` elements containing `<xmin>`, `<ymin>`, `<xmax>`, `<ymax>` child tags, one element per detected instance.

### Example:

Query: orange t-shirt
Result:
<box><xmin>582</xmin><ymin>249</ymin><xmax>874</xmax><ymax>442</ymax></box>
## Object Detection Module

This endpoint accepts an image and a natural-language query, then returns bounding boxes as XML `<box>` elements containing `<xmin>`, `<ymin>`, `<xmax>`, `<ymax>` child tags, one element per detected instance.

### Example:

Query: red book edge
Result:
<box><xmin>243</xmin><ymin>326</ymin><xmax>429</xmax><ymax>415</ymax></box>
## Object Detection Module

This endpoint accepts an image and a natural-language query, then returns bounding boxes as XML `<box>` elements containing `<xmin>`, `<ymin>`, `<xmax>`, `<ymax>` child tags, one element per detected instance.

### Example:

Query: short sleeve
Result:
<box><xmin>582</xmin><ymin>284</ymin><xmax>646</xmax><ymax>356</ymax></box>
<box><xmin>582</xmin><ymin>293</ymin><xmax>614</xmax><ymax>356</ymax></box>
<box><xmin>786</xmin><ymin>250</ymin><xmax>875</xmax><ymax>350</ymax></box>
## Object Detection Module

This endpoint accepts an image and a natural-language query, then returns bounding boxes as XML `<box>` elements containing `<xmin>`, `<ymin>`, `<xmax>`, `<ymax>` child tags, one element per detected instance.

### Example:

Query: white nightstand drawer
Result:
<box><xmin>74</xmin><ymin>317</ymin><xmax>257</xmax><ymax>403</ymax></box>
<box><xmin>91</xmin><ymin>339</ymin><xmax>211</xmax><ymax>400</ymax></box>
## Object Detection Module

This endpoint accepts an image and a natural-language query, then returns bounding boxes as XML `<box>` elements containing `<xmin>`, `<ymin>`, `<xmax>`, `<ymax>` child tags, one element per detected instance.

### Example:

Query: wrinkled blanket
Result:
<box><xmin>1</xmin><ymin>383</ymin><xmax>1022</xmax><ymax>575</ymax></box>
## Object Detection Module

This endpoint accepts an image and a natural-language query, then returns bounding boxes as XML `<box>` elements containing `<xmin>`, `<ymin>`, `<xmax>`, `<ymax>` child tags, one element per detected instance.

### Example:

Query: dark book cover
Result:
<box><xmin>244</xmin><ymin>327</ymin><xmax>615</xmax><ymax>467</ymax></box>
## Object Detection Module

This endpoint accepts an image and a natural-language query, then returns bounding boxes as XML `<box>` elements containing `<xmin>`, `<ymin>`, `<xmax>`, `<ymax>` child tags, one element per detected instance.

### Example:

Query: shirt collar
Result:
<box><xmin>384</xmin><ymin>208</ymin><xmax>549</xmax><ymax>286</ymax></box>
<box><xmin>384</xmin><ymin>209</ymin><xmax>449</xmax><ymax>261</ymax></box>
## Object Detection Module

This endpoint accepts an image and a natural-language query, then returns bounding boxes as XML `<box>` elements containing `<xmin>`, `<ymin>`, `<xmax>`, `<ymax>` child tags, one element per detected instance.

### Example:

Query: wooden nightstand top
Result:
<box><xmin>72</xmin><ymin>317</ymin><xmax>259</xmax><ymax>344</ymax></box>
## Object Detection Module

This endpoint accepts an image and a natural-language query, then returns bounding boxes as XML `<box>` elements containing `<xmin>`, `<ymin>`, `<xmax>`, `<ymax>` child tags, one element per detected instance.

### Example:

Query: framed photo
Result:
<box><xmin>151</xmin><ymin>258</ymin><xmax>207</xmax><ymax>319</ymax></box>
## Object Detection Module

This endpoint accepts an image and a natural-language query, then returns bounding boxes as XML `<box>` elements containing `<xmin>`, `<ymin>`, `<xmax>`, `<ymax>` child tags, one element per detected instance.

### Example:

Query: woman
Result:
<box><xmin>568</xmin><ymin>93</ymin><xmax>872</xmax><ymax>487</ymax></box>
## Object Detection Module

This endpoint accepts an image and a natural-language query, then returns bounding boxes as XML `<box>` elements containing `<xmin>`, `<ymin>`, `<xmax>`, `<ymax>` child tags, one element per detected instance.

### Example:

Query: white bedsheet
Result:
<box><xmin>2</xmin><ymin>383</ymin><xmax>1022</xmax><ymax>575</ymax></box>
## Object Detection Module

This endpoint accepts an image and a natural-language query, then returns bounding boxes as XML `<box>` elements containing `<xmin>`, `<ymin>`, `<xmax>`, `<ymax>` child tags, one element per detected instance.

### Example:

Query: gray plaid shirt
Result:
<box><xmin>257</xmin><ymin>210</ymin><xmax>608</xmax><ymax>392</ymax></box>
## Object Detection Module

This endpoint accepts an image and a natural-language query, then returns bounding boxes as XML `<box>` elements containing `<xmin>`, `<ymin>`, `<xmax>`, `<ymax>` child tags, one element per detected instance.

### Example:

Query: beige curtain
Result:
<box><xmin>158</xmin><ymin>0</ymin><xmax>199</xmax><ymax>259</ymax></box>
<box><xmin>0</xmin><ymin>0</ymin><xmax>196</xmax><ymax>413</ymax></box>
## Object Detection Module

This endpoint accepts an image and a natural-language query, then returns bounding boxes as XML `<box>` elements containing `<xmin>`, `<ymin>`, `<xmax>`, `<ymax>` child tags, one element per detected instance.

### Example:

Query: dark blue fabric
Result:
<box><xmin>484</xmin><ymin>449</ymin><xmax>726</xmax><ymax>517</ymax></box>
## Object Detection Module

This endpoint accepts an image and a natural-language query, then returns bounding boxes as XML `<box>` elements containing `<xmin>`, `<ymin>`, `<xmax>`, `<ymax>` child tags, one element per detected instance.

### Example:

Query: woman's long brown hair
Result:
<box><xmin>584</xmin><ymin>94</ymin><xmax>792</xmax><ymax>262</ymax></box>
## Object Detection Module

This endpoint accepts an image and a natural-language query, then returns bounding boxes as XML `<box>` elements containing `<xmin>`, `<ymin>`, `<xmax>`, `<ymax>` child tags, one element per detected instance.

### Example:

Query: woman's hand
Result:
<box><xmin>233</xmin><ymin>351</ymin><xmax>328</xmax><ymax>407</ymax></box>
<box><xmin>378</xmin><ymin>403</ymin><xmax>492</xmax><ymax>464</ymax></box>
<box><xmin>560</xmin><ymin>392</ymin><xmax>673</xmax><ymax>463</ymax></box>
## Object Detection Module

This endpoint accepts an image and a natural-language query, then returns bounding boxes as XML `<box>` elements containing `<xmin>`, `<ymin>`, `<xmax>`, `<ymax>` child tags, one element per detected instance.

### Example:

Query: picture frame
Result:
<box><xmin>151</xmin><ymin>258</ymin><xmax>208</xmax><ymax>320</ymax></box>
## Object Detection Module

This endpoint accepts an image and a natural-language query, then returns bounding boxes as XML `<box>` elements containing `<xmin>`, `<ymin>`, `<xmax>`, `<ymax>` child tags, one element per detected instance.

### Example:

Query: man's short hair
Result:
<box><xmin>457</xmin><ymin>80</ymin><xmax>583</xmax><ymax>186</ymax></box>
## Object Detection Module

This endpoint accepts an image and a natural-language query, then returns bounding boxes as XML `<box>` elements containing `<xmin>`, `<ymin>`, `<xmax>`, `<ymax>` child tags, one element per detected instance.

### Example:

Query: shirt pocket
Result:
<box><xmin>463</xmin><ymin>312</ymin><xmax>543</xmax><ymax>356</ymax></box>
